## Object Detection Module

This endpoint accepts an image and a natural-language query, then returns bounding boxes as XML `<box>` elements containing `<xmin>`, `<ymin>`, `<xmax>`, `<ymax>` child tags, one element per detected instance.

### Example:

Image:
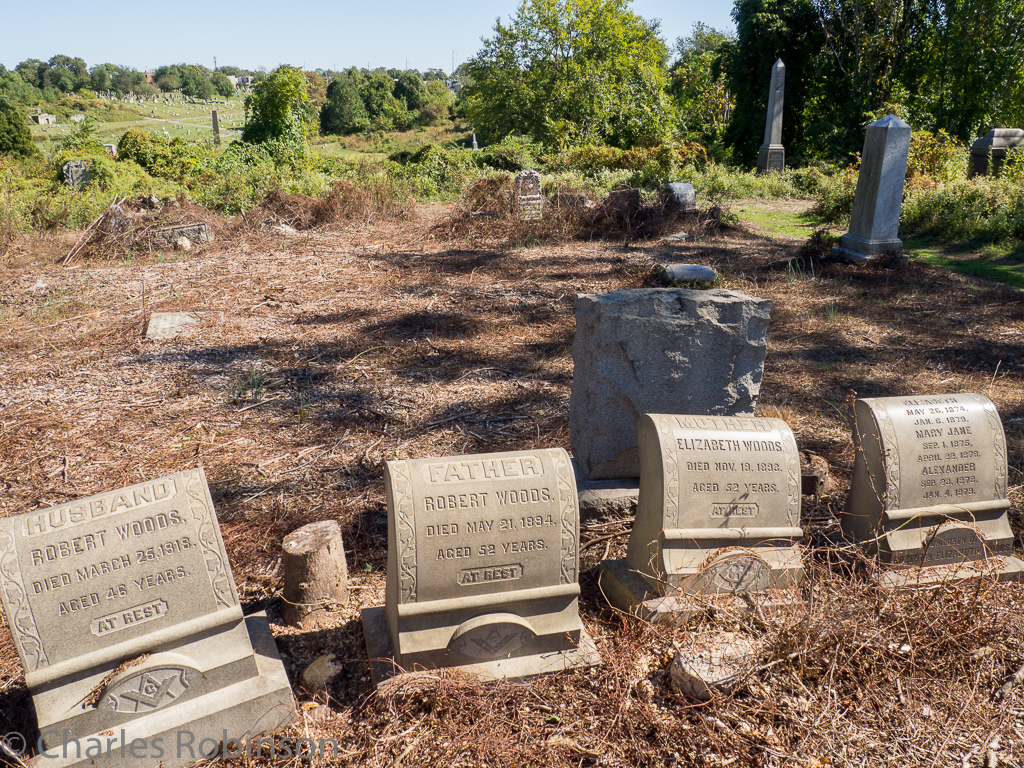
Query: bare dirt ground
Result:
<box><xmin>2</xmin><ymin>200</ymin><xmax>1024</xmax><ymax>767</ymax></box>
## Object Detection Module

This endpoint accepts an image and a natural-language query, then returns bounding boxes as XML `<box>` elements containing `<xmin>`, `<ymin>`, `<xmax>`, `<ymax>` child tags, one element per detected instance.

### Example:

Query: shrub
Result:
<box><xmin>0</xmin><ymin>97</ymin><xmax>38</xmax><ymax>158</ymax></box>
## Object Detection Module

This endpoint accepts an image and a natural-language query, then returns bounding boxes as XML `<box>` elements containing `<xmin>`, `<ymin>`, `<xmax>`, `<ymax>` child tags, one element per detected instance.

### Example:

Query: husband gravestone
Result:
<box><xmin>843</xmin><ymin>393</ymin><xmax>1024</xmax><ymax>587</ymax></box>
<box><xmin>599</xmin><ymin>414</ymin><xmax>803</xmax><ymax>621</ymax></box>
<box><xmin>831</xmin><ymin>114</ymin><xmax>912</xmax><ymax>263</ymax></box>
<box><xmin>361</xmin><ymin>448</ymin><xmax>600</xmax><ymax>684</ymax></box>
<box><xmin>756</xmin><ymin>59</ymin><xmax>786</xmax><ymax>174</ymax></box>
<box><xmin>0</xmin><ymin>468</ymin><xmax>296</xmax><ymax>768</ymax></box>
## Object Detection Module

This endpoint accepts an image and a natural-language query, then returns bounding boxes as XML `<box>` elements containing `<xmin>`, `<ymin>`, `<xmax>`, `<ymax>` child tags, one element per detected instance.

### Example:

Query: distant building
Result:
<box><xmin>445</xmin><ymin>79</ymin><xmax>463</xmax><ymax>92</ymax></box>
<box><xmin>236</xmin><ymin>76</ymin><xmax>254</xmax><ymax>88</ymax></box>
<box><xmin>31</xmin><ymin>113</ymin><xmax>57</xmax><ymax>125</ymax></box>
<box><xmin>145</xmin><ymin>71</ymin><xmax>154</xmax><ymax>84</ymax></box>
<box><xmin>226</xmin><ymin>75</ymin><xmax>239</xmax><ymax>88</ymax></box>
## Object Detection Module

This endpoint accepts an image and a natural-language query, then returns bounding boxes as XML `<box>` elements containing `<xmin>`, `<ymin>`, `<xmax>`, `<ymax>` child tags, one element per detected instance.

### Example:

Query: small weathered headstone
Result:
<box><xmin>151</xmin><ymin>222</ymin><xmax>213</xmax><ymax>247</ymax></box>
<box><xmin>599</xmin><ymin>414</ymin><xmax>803</xmax><ymax>620</ymax></box>
<box><xmin>71</xmin><ymin>114</ymin><xmax>86</xmax><ymax>123</ymax></box>
<box><xmin>843</xmin><ymin>393</ymin><xmax>1024</xmax><ymax>586</ymax></box>
<box><xmin>570</xmin><ymin>289</ymin><xmax>771</xmax><ymax>480</ymax></box>
<box><xmin>669</xmin><ymin>632</ymin><xmax>760</xmax><ymax>701</ymax></box>
<box><xmin>664</xmin><ymin>182</ymin><xmax>697</xmax><ymax>212</ymax></box>
<box><xmin>362</xmin><ymin>448</ymin><xmax>600</xmax><ymax>685</ymax></box>
<box><xmin>146</xmin><ymin>311</ymin><xmax>200</xmax><ymax>340</ymax></box>
<box><xmin>756</xmin><ymin>59</ymin><xmax>786</xmax><ymax>174</ymax></box>
<box><xmin>211</xmin><ymin>109</ymin><xmax>221</xmax><ymax>146</ymax></box>
<box><xmin>62</xmin><ymin>160</ymin><xmax>92</xmax><ymax>189</ymax></box>
<box><xmin>0</xmin><ymin>469</ymin><xmax>296</xmax><ymax>766</ymax></box>
<box><xmin>831</xmin><ymin>114</ymin><xmax>912</xmax><ymax>263</ymax></box>
<box><xmin>281</xmin><ymin>520</ymin><xmax>349</xmax><ymax>630</ymax></box>
<box><xmin>970</xmin><ymin>128</ymin><xmax>1024</xmax><ymax>177</ymax></box>
<box><xmin>655</xmin><ymin>264</ymin><xmax>718</xmax><ymax>284</ymax></box>
<box><xmin>514</xmin><ymin>170</ymin><xmax>544</xmax><ymax>220</ymax></box>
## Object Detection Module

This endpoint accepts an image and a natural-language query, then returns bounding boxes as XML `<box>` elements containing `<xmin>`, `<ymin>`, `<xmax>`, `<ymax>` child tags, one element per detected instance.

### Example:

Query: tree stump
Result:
<box><xmin>282</xmin><ymin>520</ymin><xmax>349</xmax><ymax>630</ymax></box>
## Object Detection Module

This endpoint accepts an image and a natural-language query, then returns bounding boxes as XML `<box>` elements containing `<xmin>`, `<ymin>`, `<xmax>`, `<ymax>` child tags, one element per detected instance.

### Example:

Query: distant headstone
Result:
<box><xmin>655</xmin><ymin>264</ymin><xmax>718</xmax><ymax>284</ymax></box>
<box><xmin>62</xmin><ymin>160</ymin><xmax>92</xmax><ymax>189</ymax></box>
<box><xmin>102</xmin><ymin>143</ymin><xmax>118</xmax><ymax>156</ymax></box>
<box><xmin>0</xmin><ymin>469</ymin><xmax>296</xmax><ymax>766</ymax></box>
<box><xmin>843</xmin><ymin>393</ymin><xmax>1024</xmax><ymax>587</ymax></box>
<box><xmin>570</xmin><ymin>289</ymin><xmax>771</xmax><ymax>480</ymax></box>
<box><xmin>211</xmin><ymin>109</ymin><xmax>221</xmax><ymax>147</ymax></box>
<box><xmin>151</xmin><ymin>222</ymin><xmax>213</xmax><ymax>248</ymax></box>
<box><xmin>471</xmin><ymin>131</ymin><xmax>478</xmax><ymax>150</ymax></box>
<box><xmin>756</xmin><ymin>59</ymin><xmax>786</xmax><ymax>174</ymax></box>
<box><xmin>831</xmin><ymin>114</ymin><xmax>912</xmax><ymax>263</ymax></box>
<box><xmin>599</xmin><ymin>414</ymin><xmax>803</xmax><ymax>620</ymax></box>
<box><xmin>70</xmin><ymin>114</ymin><xmax>86</xmax><ymax>123</ymax></box>
<box><xmin>514</xmin><ymin>170</ymin><xmax>544</xmax><ymax>220</ymax></box>
<box><xmin>970</xmin><ymin>128</ymin><xmax>1024</xmax><ymax>177</ymax></box>
<box><xmin>664</xmin><ymin>182</ymin><xmax>697</xmax><ymax>212</ymax></box>
<box><xmin>362</xmin><ymin>448</ymin><xmax>600</xmax><ymax>685</ymax></box>
<box><xmin>146</xmin><ymin>311</ymin><xmax>200</xmax><ymax>340</ymax></box>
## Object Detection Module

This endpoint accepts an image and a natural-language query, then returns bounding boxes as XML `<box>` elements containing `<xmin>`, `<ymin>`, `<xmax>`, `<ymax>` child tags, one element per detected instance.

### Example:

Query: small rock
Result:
<box><xmin>656</xmin><ymin>264</ymin><xmax>718</xmax><ymax>284</ymax></box>
<box><xmin>272</xmin><ymin>223</ymin><xmax>298</xmax><ymax>235</ymax></box>
<box><xmin>301</xmin><ymin>654</ymin><xmax>343</xmax><ymax>688</ymax></box>
<box><xmin>174</xmin><ymin>236</ymin><xmax>192</xmax><ymax>251</ymax></box>
<box><xmin>669</xmin><ymin>632</ymin><xmax>759</xmax><ymax>702</ymax></box>
<box><xmin>28</xmin><ymin>279</ymin><xmax>48</xmax><ymax>294</ymax></box>
<box><xmin>662</xmin><ymin>231</ymin><xmax>692</xmax><ymax>243</ymax></box>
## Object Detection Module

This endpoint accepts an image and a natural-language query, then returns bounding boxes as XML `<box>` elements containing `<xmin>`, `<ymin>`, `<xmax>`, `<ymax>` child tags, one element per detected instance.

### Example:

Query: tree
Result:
<box><xmin>320</xmin><ymin>76</ymin><xmax>370</xmax><ymax>134</ymax></box>
<box><xmin>722</xmin><ymin>0</ymin><xmax>825</xmax><ymax>164</ymax></box>
<box><xmin>464</xmin><ymin>0</ymin><xmax>672</xmax><ymax>148</ymax></box>
<box><xmin>242</xmin><ymin>64</ymin><xmax>317</xmax><ymax>144</ymax></box>
<box><xmin>357</xmin><ymin>71</ymin><xmax>412</xmax><ymax>131</ymax></box>
<box><xmin>394</xmin><ymin>71</ymin><xmax>427</xmax><ymax>111</ymax></box>
<box><xmin>89</xmin><ymin>64</ymin><xmax>111</xmax><ymax>92</ymax></box>
<box><xmin>669</xmin><ymin>23</ymin><xmax>734</xmax><ymax>147</ymax></box>
<box><xmin>210</xmin><ymin>72</ymin><xmax>235</xmax><ymax>97</ymax></box>
<box><xmin>0</xmin><ymin>96</ymin><xmax>38</xmax><ymax>157</ymax></box>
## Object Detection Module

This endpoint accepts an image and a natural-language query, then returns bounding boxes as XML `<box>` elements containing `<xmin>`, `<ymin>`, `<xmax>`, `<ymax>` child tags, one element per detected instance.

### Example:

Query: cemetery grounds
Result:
<box><xmin>1</xmin><ymin>191</ymin><xmax>1024</xmax><ymax>767</ymax></box>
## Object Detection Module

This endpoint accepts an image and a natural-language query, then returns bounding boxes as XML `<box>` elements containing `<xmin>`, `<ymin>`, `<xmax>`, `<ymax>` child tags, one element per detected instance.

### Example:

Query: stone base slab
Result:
<box><xmin>756</xmin><ymin>145</ymin><xmax>785</xmax><ymax>174</ymax></box>
<box><xmin>874</xmin><ymin>555</ymin><xmax>1024</xmax><ymax>590</ymax></box>
<box><xmin>572</xmin><ymin>459</ymin><xmax>638</xmax><ymax>519</ymax></box>
<box><xmin>360</xmin><ymin>606</ymin><xmax>601</xmax><ymax>689</ymax></box>
<box><xmin>831</xmin><ymin>233</ymin><xmax>903</xmax><ymax>263</ymax></box>
<box><xmin>31</xmin><ymin>613</ymin><xmax>296</xmax><ymax>768</ymax></box>
<box><xmin>597</xmin><ymin>559</ymin><xmax>802</xmax><ymax>623</ymax></box>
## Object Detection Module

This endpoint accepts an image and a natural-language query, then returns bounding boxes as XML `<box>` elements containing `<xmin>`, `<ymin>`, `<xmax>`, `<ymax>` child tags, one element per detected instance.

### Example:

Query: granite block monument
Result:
<box><xmin>970</xmin><ymin>128</ymin><xmax>1024</xmax><ymax>177</ymax></box>
<box><xmin>756</xmin><ymin>59</ymin><xmax>786</xmax><ymax>174</ymax></box>
<box><xmin>599</xmin><ymin>414</ymin><xmax>803</xmax><ymax>620</ymax></box>
<box><xmin>570</xmin><ymin>289</ymin><xmax>771</xmax><ymax>481</ymax></box>
<box><xmin>362</xmin><ymin>448</ymin><xmax>600</xmax><ymax>684</ymax></box>
<box><xmin>0</xmin><ymin>469</ymin><xmax>296</xmax><ymax>768</ymax></box>
<box><xmin>831</xmin><ymin>114</ymin><xmax>912</xmax><ymax>263</ymax></box>
<box><xmin>843</xmin><ymin>393</ymin><xmax>1024</xmax><ymax>587</ymax></box>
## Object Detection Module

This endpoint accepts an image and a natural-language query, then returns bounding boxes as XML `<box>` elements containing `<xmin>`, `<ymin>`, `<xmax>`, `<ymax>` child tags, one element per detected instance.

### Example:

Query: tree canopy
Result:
<box><xmin>463</xmin><ymin>0</ymin><xmax>672</xmax><ymax>149</ymax></box>
<box><xmin>242</xmin><ymin>65</ymin><xmax>317</xmax><ymax>145</ymax></box>
<box><xmin>0</xmin><ymin>96</ymin><xmax>38</xmax><ymax>157</ymax></box>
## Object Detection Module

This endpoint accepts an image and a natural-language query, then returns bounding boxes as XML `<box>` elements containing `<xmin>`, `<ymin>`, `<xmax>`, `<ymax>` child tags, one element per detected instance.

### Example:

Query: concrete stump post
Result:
<box><xmin>282</xmin><ymin>519</ymin><xmax>349</xmax><ymax>629</ymax></box>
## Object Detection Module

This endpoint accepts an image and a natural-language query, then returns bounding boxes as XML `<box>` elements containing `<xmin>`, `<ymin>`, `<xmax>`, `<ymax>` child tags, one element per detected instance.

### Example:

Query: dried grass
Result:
<box><xmin>2</xmin><ymin>198</ymin><xmax>1024</xmax><ymax>767</ymax></box>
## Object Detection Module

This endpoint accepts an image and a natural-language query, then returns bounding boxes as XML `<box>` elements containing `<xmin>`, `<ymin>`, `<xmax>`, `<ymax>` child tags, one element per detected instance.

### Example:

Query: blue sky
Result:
<box><xmin>0</xmin><ymin>0</ymin><xmax>735</xmax><ymax>73</ymax></box>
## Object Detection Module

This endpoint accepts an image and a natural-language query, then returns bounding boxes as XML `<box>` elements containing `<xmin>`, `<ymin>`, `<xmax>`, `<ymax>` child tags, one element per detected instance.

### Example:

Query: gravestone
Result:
<box><xmin>664</xmin><ymin>182</ymin><xmax>697</xmax><ymax>212</ymax></box>
<box><xmin>570</xmin><ymin>288</ymin><xmax>771</xmax><ymax>480</ymax></box>
<box><xmin>0</xmin><ymin>469</ymin><xmax>296</xmax><ymax>767</ymax></box>
<box><xmin>151</xmin><ymin>223</ymin><xmax>213</xmax><ymax>248</ymax></box>
<box><xmin>970</xmin><ymin>128</ymin><xmax>1024</xmax><ymax>177</ymax></box>
<box><xmin>211</xmin><ymin>109</ymin><xmax>220</xmax><ymax>147</ymax></box>
<box><xmin>843</xmin><ymin>393</ymin><xmax>1024</xmax><ymax>587</ymax></box>
<box><xmin>361</xmin><ymin>448</ymin><xmax>600</xmax><ymax>684</ymax></box>
<box><xmin>599</xmin><ymin>414</ymin><xmax>803</xmax><ymax>621</ymax></box>
<box><xmin>514</xmin><ymin>170</ymin><xmax>543</xmax><ymax>220</ymax></box>
<box><xmin>146</xmin><ymin>312</ymin><xmax>200</xmax><ymax>340</ymax></box>
<box><xmin>831</xmin><ymin>114</ymin><xmax>912</xmax><ymax>263</ymax></box>
<box><xmin>756</xmin><ymin>59</ymin><xmax>786</xmax><ymax>174</ymax></box>
<box><xmin>655</xmin><ymin>264</ymin><xmax>718</xmax><ymax>284</ymax></box>
<box><xmin>63</xmin><ymin>160</ymin><xmax>92</xmax><ymax>189</ymax></box>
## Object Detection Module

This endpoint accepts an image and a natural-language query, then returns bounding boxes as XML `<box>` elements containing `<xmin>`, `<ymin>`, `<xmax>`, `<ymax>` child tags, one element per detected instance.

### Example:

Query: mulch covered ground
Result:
<box><xmin>2</xmin><ymin>194</ymin><xmax>1024</xmax><ymax>767</ymax></box>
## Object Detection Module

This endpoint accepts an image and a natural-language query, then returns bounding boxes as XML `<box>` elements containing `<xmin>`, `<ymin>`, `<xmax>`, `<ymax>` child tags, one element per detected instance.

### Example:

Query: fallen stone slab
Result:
<box><xmin>146</xmin><ymin>311</ymin><xmax>200</xmax><ymax>339</ymax></box>
<box><xmin>151</xmin><ymin>222</ymin><xmax>213</xmax><ymax>247</ymax></box>
<box><xmin>655</xmin><ymin>264</ymin><xmax>718</xmax><ymax>284</ymax></box>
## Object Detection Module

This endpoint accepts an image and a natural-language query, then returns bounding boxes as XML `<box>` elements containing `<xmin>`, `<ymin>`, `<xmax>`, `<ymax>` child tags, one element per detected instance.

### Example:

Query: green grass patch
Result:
<box><xmin>905</xmin><ymin>237</ymin><xmax>1024</xmax><ymax>288</ymax></box>
<box><xmin>731</xmin><ymin>202</ymin><xmax>840</xmax><ymax>239</ymax></box>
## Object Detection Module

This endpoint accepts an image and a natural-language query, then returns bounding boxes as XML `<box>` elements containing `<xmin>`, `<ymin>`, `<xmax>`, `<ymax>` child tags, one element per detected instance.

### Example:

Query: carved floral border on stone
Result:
<box><xmin>0</xmin><ymin>522</ymin><xmax>48</xmax><ymax>671</ymax></box>
<box><xmin>392</xmin><ymin>462</ymin><xmax>418</xmax><ymax>603</ymax></box>
<box><xmin>184</xmin><ymin>471</ymin><xmax>235</xmax><ymax>609</ymax></box>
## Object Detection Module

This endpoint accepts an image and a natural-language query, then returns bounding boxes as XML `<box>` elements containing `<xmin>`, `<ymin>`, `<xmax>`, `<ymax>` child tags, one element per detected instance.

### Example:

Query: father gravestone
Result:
<box><xmin>831</xmin><ymin>114</ymin><xmax>912</xmax><ymax>263</ymax></box>
<box><xmin>362</xmin><ymin>448</ymin><xmax>600</xmax><ymax>684</ymax></box>
<box><xmin>570</xmin><ymin>289</ymin><xmax>771</xmax><ymax>481</ymax></box>
<box><xmin>843</xmin><ymin>393</ymin><xmax>1024</xmax><ymax>587</ymax></box>
<box><xmin>599</xmin><ymin>414</ymin><xmax>803</xmax><ymax>620</ymax></box>
<box><xmin>0</xmin><ymin>468</ymin><xmax>296</xmax><ymax>768</ymax></box>
<box><xmin>756</xmin><ymin>59</ymin><xmax>786</xmax><ymax>174</ymax></box>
